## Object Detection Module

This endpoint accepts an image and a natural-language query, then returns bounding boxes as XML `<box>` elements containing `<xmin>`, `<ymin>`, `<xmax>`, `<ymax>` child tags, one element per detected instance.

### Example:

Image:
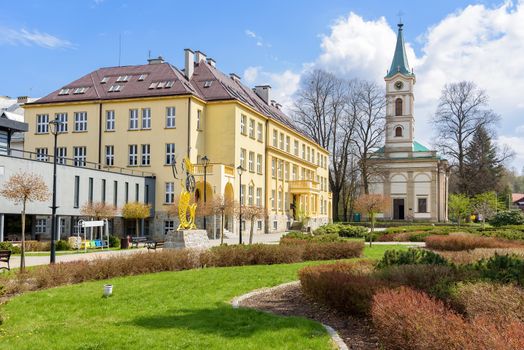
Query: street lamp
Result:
<box><xmin>48</xmin><ymin>117</ymin><xmax>63</xmax><ymax>264</ymax></box>
<box><xmin>236</xmin><ymin>165</ymin><xmax>244</xmax><ymax>244</ymax></box>
<box><xmin>201</xmin><ymin>155</ymin><xmax>210</xmax><ymax>230</ymax></box>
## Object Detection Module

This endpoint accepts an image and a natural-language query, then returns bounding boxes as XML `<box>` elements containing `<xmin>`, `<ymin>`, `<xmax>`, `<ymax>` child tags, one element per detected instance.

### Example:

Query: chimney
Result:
<box><xmin>230</xmin><ymin>73</ymin><xmax>241</xmax><ymax>82</ymax></box>
<box><xmin>206</xmin><ymin>58</ymin><xmax>216</xmax><ymax>68</ymax></box>
<box><xmin>17</xmin><ymin>96</ymin><xmax>28</xmax><ymax>104</ymax></box>
<box><xmin>254</xmin><ymin>85</ymin><xmax>271</xmax><ymax>104</ymax></box>
<box><xmin>275</xmin><ymin>103</ymin><xmax>282</xmax><ymax>110</ymax></box>
<box><xmin>184</xmin><ymin>48</ymin><xmax>194</xmax><ymax>80</ymax></box>
<box><xmin>270</xmin><ymin>99</ymin><xmax>276</xmax><ymax>107</ymax></box>
<box><xmin>147</xmin><ymin>56</ymin><xmax>165</xmax><ymax>64</ymax></box>
<box><xmin>195</xmin><ymin>50</ymin><xmax>207</xmax><ymax>63</ymax></box>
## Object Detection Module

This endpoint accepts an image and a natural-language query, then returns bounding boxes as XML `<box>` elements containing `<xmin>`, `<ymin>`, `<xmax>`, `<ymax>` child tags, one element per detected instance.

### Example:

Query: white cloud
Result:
<box><xmin>0</xmin><ymin>26</ymin><xmax>72</xmax><ymax>49</ymax></box>
<box><xmin>245</xmin><ymin>29</ymin><xmax>257</xmax><ymax>38</ymax></box>
<box><xmin>498</xmin><ymin>135</ymin><xmax>524</xmax><ymax>168</ymax></box>
<box><xmin>244</xmin><ymin>29</ymin><xmax>270</xmax><ymax>48</ymax></box>
<box><xmin>243</xmin><ymin>66</ymin><xmax>261</xmax><ymax>84</ymax></box>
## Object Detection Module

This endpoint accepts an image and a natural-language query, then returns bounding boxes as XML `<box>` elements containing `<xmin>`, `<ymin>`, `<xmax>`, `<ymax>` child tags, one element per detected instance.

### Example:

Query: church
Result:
<box><xmin>369</xmin><ymin>22</ymin><xmax>449</xmax><ymax>222</ymax></box>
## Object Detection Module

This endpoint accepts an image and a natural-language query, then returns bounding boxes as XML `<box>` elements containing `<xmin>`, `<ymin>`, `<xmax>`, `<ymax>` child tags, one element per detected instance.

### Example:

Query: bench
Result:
<box><xmin>0</xmin><ymin>250</ymin><xmax>11</xmax><ymax>271</ymax></box>
<box><xmin>131</xmin><ymin>236</ymin><xmax>148</xmax><ymax>248</ymax></box>
<box><xmin>146</xmin><ymin>241</ymin><xmax>164</xmax><ymax>250</ymax></box>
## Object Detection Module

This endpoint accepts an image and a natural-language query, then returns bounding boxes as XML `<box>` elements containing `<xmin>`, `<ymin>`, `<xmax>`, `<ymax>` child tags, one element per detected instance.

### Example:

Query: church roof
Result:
<box><xmin>385</xmin><ymin>23</ymin><xmax>414</xmax><ymax>78</ymax></box>
<box><xmin>413</xmin><ymin>141</ymin><xmax>430</xmax><ymax>152</ymax></box>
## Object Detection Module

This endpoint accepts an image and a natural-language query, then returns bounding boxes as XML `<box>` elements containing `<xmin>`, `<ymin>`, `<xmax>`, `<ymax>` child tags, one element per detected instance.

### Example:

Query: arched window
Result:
<box><xmin>395</xmin><ymin>98</ymin><xmax>403</xmax><ymax>116</ymax></box>
<box><xmin>395</xmin><ymin>126</ymin><xmax>403</xmax><ymax>137</ymax></box>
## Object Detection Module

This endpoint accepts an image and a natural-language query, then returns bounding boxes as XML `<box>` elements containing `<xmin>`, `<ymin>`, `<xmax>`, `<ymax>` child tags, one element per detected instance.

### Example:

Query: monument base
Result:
<box><xmin>164</xmin><ymin>229</ymin><xmax>210</xmax><ymax>249</ymax></box>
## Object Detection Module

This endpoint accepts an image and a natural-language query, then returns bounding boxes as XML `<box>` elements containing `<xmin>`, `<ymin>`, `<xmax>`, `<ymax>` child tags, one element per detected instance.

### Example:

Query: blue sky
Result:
<box><xmin>2</xmin><ymin>0</ymin><xmax>523</xmax><ymax>167</ymax></box>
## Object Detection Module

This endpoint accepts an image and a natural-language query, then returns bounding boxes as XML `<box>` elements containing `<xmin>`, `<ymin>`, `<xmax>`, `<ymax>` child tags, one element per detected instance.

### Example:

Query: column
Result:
<box><xmin>0</xmin><ymin>214</ymin><xmax>4</xmax><ymax>242</ymax></box>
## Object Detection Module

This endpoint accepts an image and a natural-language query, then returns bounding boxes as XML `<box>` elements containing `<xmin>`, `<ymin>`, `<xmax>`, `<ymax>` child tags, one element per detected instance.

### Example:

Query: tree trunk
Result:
<box><xmin>369</xmin><ymin>212</ymin><xmax>374</xmax><ymax>247</ymax></box>
<box><xmin>20</xmin><ymin>201</ymin><xmax>26</xmax><ymax>271</ymax></box>
<box><xmin>249</xmin><ymin>218</ymin><xmax>255</xmax><ymax>245</ymax></box>
<box><xmin>332</xmin><ymin>191</ymin><xmax>340</xmax><ymax>222</ymax></box>
<box><xmin>220</xmin><ymin>212</ymin><xmax>225</xmax><ymax>245</ymax></box>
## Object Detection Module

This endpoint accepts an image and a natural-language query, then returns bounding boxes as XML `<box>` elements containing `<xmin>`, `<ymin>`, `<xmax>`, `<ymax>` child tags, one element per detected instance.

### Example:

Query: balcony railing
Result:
<box><xmin>288</xmin><ymin>179</ymin><xmax>319</xmax><ymax>193</ymax></box>
<box><xmin>193</xmin><ymin>163</ymin><xmax>236</xmax><ymax>178</ymax></box>
<box><xmin>2</xmin><ymin>148</ymin><xmax>155</xmax><ymax>177</ymax></box>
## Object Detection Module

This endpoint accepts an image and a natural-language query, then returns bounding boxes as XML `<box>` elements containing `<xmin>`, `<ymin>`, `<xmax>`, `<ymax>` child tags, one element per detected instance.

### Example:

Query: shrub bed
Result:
<box><xmin>280</xmin><ymin>232</ymin><xmax>345</xmax><ymax>245</ymax></box>
<box><xmin>473</xmin><ymin>253</ymin><xmax>524</xmax><ymax>285</ymax></box>
<box><xmin>425</xmin><ymin>233</ymin><xmax>522</xmax><ymax>251</ymax></box>
<box><xmin>0</xmin><ymin>242</ymin><xmax>21</xmax><ymax>254</ymax></box>
<box><xmin>437</xmin><ymin>248</ymin><xmax>524</xmax><ymax>264</ymax></box>
<box><xmin>313</xmin><ymin>223</ymin><xmax>368</xmax><ymax>238</ymax></box>
<box><xmin>371</xmin><ymin>286</ymin><xmax>524</xmax><ymax>350</ymax></box>
<box><xmin>490</xmin><ymin>210</ymin><xmax>524</xmax><ymax>227</ymax></box>
<box><xmin>376</xmin><ymin>248</ymin><xmax>448</xmax><ymax>269</ymax></box>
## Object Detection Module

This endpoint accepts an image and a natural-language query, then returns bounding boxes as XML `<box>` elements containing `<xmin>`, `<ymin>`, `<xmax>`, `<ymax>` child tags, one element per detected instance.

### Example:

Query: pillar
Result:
<box><xmin>0</xmin><ymin>214</ymin><xmax>4</xmax><ymax>242</ymax></box>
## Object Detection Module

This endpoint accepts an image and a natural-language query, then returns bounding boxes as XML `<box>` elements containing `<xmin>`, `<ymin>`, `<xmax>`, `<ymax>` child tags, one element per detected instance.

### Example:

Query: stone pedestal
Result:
<box><xmin>164</xmin><ymin>229</ymin><xmax>211</xmax><ymax>249</ymax></box>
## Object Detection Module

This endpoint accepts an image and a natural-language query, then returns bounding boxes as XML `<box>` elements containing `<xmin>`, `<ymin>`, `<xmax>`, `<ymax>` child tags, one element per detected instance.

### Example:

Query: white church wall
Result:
<box><xmin>390</xmin><ymin>173</ymin><xmax>407</xmax><ymax>194</ymax></box>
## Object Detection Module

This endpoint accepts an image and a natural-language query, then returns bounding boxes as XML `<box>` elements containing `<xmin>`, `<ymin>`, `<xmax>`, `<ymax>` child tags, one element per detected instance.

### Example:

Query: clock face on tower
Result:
<box><xmin>394</xmin><ymin>81</ymin><xmax>404</xmax><ymax>90</ymax></box>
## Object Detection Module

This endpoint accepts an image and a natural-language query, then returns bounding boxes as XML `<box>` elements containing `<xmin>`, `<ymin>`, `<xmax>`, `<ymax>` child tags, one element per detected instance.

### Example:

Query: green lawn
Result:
<box><xmin>0</xmin><ymin>245</ymin><xmax>404</xmax><ymax>349</ymax></box>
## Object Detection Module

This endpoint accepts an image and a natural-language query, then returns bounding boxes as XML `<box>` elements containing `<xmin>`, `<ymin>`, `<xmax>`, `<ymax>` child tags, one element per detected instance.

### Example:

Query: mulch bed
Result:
<box><xmin>238</xmin><ymin>282</ymin><xmax>380</xmax><ymax>350</ymax></box>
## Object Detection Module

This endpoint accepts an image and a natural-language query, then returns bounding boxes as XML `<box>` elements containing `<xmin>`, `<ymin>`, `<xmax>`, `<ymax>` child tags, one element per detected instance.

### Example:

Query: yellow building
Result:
<box><xmin>24</xmin><ymin>50</ymin><xmax>331</xmax><ymax>238</ymax></box>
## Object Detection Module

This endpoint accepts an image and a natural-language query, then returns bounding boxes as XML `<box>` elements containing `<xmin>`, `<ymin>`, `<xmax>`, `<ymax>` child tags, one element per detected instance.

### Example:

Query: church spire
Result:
<box><xmin>386</xmin><ymin>22</ymin><xmax>413</xmax><ymax>78</ymax></box>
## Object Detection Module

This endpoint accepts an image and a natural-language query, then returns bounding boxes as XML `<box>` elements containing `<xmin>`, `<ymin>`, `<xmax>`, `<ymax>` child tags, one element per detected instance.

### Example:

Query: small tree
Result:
<box><xmin>241</xmin><ymin>205</ymin><xmax>267</xmax><ymax>244</ymax></box>
<box><xmin>354</xmin><ymin>194</ymin><xmax>389</xmax><ymax>246</ymax></box>
<box><xmin>81</xmin><ymin>201</ymin><xmax>117</xmax><ymax>238</ymax></box>
<box><xmin>472</xmin><ymin>192</ymin><xmax>497</xmax><ymax>228</ymax></box>
<box><xmin>206</xmin><ymin>196</ymin><xmax>236</xmax><ymax>245</ymax></box>
<box><xmin>121</xmin><ymin>202</ymin><xmax>151</xmax><ymax>237</ymax></box>
<box><xmin>448</xmin><ymin>194</ymin><xmax>471</xmax><ymax>226</ymax></box>
<box><xmin>0</xmin><ymin>172</ymin><xmax>49</xmax><ymax>271</ymax></box>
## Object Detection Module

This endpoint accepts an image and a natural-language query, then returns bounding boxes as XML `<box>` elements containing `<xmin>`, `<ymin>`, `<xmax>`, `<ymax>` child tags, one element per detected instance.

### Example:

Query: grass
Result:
<box><xmin>363</xmin><ymin>244</ymin><xmax>409</xmax><ymax>260</ymax></box>
<box><xmin>0</xmin><ymin>244</ymin><xmax>401</xmax><ymax>349</ymax></box>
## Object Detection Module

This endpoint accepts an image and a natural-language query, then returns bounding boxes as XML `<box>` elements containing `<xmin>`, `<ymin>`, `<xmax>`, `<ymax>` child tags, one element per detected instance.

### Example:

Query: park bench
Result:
<box><xmin>146</xmin><ymin>241</ymin><xmax>164</xmax><ymax>250</ymax></box>
<box><xmin>131</xmin><ymin>236</ymin><xmax>148</xmax><ymax>248</ymax></box>
<box><xmin>0</xmin><ymin>250</ymin><xmax>12</xmax><ymax>271</ymax></box>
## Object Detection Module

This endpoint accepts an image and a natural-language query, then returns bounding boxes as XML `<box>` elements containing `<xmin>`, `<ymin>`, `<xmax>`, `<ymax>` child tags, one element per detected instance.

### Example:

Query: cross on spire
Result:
<box><xmin>397</xmin><ymin>10</ymin><xmax>404</xmax><ymax>25</ymax></box>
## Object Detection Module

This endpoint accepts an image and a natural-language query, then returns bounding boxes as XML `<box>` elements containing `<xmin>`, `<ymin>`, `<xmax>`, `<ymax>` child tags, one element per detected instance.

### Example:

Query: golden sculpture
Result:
<box><xmin>176</xmin><ymin>157</ymin><xmax>197</xmax><ymax>230</ymax></box>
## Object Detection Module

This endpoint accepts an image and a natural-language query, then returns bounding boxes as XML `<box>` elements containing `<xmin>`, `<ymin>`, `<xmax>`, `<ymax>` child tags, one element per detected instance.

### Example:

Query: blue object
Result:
<box><xmin>385</xmin><ymin>23</ymin><xmax>414</xmax><ymax>78</ymax></box>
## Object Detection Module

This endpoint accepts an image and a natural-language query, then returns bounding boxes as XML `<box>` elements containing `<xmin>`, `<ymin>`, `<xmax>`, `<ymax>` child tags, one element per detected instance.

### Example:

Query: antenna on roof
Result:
<box><xmin>118</xmin><ymin>33</ymin><xmax>122</xmax><ymax>67</ymax></box>
<box><xmin>148</xmin><ymin>50</ymin><xmax>151</xmax><ymax>59</ymax></box>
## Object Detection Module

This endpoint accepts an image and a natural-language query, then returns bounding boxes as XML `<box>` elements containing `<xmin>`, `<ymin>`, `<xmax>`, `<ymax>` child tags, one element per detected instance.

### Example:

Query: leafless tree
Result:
<box><xmin>0</xmin><ymin>172</ymin><xmax>49</xmax><ymax>271</ymax></box>
<box><xmin>433</xmin><ymin>81</ymin><xmax>500</xmax><ymax>193</ymax></box>
<box><xmin>354</xmin><ymin>80</ymin><xmax>386</xmax><ymax>194</ymax></box>
<box><xmin>205</xmin><ymin>195</ymin><xmax>236</xmax><ymax>245</ymax></box>
<box><xmin>240</xmin><ymin>205</ymin><xmax>267</xmax><ymax>244</ymax></box>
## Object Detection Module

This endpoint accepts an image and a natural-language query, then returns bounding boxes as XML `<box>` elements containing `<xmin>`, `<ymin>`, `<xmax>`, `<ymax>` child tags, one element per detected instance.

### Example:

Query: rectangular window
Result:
<box><xmin>88</xmin><ymin>177</ymin><xmax>94</xmax><ymax>203</ymax></box>
<box><xmin>74</xmin><ymin>176</ymin><xmax>80</xmax><ymax>208</ymax></box>
<box><xmin>105</xmin><ymin>145</ymin><xmax>114</xmax><ymax>166</ymax></box>
<box><xmin>257</xmin><ymin>220</ymin><xmax>262</xmax><ymax>230</ymax></box>
<box><xmin>240</xmin><ymin>148</ymin><xmax>246</xmax><ymax>168</ymax></box>
<box><xmin>59</xmin><ymin>218</ymin><xmax>66</xmax><ymax>236</ymax></box>
<box><xmin>35</xmin><ymin>219</ymin><xmax>47</xmax><ymax>233</ymax></box>
<box><xmin>307</xmin><ymin>146</ymin><xmax>311</xmax><ymax>162</ymax></box>
<box><xmin>165</xmin><ymin>182</ymin><xmax>174</xmax><ymax>203</ymax></box>
<box><xmin>248</xmin><ymin>185</ymin><xmax>254</xmax><ymax>206</ymax></box>
<box><xmin>418</xmin><ymin>198</ymin><xmax>428</xmax><ymax>213</ymax></box>
<box><xmin>125</xmin><ymin>182</ymin><xmax>129</xmax><ymax>203</ymax></box>
<box><xmin>36</xmin><ymin>114</ymin><xmax>49</xmax><ymax>134</ymax></box>
<box><xmin>135</xmin><ymin>183</ymin><xmax>139</xmax><ymax>202</ymax></box>
<box><xmin>271</xmin><ymin>158</ymin><xmax>276</xmax><ymax>177</ymax></box>
<box><xmin>73</xmin><ymin>146</ymin><xmax>86</xmax><ymax>167</ymax></box>
<box><xmin>164</xmin><ymin>220</ymin><xmax>175</xmax><ymax>234</ymax></box>
<box><xmin>256</xmin><ymin>188</ymin><xmax>262</xmax><ymax>206</ymax></box>
<box><xmin>279</xmin><ymin>132</ymin><xmax>284</xmax><ymax>149</ymax></box>
<box><xmin>249</xmin><ymin>119</ymin><xmax>255</xmax><ymax>138</ymax></box>
<box><xmin>165</xmin><ymin>143</ymin><xmax>175</xmax><ymax>164</ymax></box>
<box><xmin>141</xmin><ymin>144</ymin><xmax>150</xmax><ymax>166</ymax></box>
<box><xmin>141</xmin><ymin>108</ymin><xmax>151</xmax><ymax>129</ymax></box>
<box><xmin>272</xmin><ymin>130</ymin><xmax>277</xmax><ymax>147</ymax></box>
<box><xmin>271</xmin><ymin>190</ymin><xmax>276</xmax><ymax>209</ymax></box>
<box><xmin>197</xmin><ymin>110</ymin><xmax>202</xmax><ymax>130</ymax></box>
<box><xmin>292</xmin><ymin>165</ymin><xmax>297</xmax><ymax>180</ymax></box>
<box><xmin>285</xmin><ymin>136</ymin><xmax>290</xmax><ymax>152</ymax></box>
<box><xmin>74</xmin><ymin>112</ymin><xmax>87</xmax><ymax>132</ymax></box>
<box><xmin>257</xmin><ymin>123</ymin><xmax>263</xmax><ymax>142</ymax></box>
<box><xmin>129</xmin><ymin>109</ymin><xmax>139</xmax><ymax>130</ymax></box>
<box><xmin>302</xmin><ymin>144</ymin><xmax>305</xmax><ymax>159</ymax></box>
<box><xmin>294</xmin><ymin>140</ymin><xmax>299</xmax><ymax>156</ymax></box>
<box><xmin>55</xmin><ymin>113</ymin><xmax>68</xmax><ymax>132</ymax></box>
<box><xmin>278</xmin><ymin>190</ymin><xmax>282</xmax><ymax>210</ymax></box>
<box><xmin>273</xmin><ymin>220</ymin><xmax>277</xmax><ymax>230</ymax></box>
<box><xmin>312</xmin><ymin>150</ymin><xmax>315</xmax><ymax>164</ymax></box>
<box><xmin>284</xmin><ymin>191</ymin><xmax>289</xmax><ymax>211</ymax></box>
<box><xmin>128</xmin><ymin>144</ymin><xmax>138</xmax><ymax>166</ymax></box>
<box><xmin>101</xmin><ymin>179</ymin><xmax>106</xmax><ymax>203</ymax></box>
<box><xmin>145</xmin><ymin>184</ymin><xmax>150</xmax><ymax>204</ymax></box>
<box><xmin>113</xmin><ymin>181</ymin><xmax>118</xmax><ymax>207</ymax></box>
<box><xmin>240</xmin><ymin>114</ymin><xmax>247</xmax><ymax>135</ymax></box>
<box><xmin>240</xmin><ymin>184</ymin><xmax>246</xmax><ymax>205</ymax></box>
<box><xmin>35</xmin><ymin>147</ymin><xmax>48</xmax><ymax>161</ymax></box>
<box><xmin>106</xmin><ymin>110</ymin><xmax>115</xmax><ymax>131</ymax></box>
<box><xmin>248</xmin><ymin>151</ymin><xmax>255</xmax><ymax>172</ymax></box>
<box><xmin>285</xmin><ymin>162</ymin><xmax>289</xmax><ymax>180</ymax></box>
<box><xmin>166</xmin><ymin>107</ymin><xmax>176</xmax><ymax>128</ymax></box>
<box><xmin>256</xmin><ymin>154</ymin><xmax>262</xmax><ymax>174</ymax></box>
<box><xmin>56</xmin><ymin>147</ymin><xmax>67</xmax><ymax>164</ymax></box>
<box><xmin>278</xmin><ymin>160</ymin><xmax>283</xmax><ymax>179</ymax></box>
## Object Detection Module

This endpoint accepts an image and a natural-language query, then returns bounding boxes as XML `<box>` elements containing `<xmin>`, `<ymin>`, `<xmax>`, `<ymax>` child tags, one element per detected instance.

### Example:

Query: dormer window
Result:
<box><xmin>58</xmin><ymin>88</ymin><xmax>70</xmax><ymax>95</ymax></box>
<box><xmin>138</xmin><ymin>74</ymin><xmax>147</xmax><ymax>81</ymax></box>
<box><xmin>204</xmin><ymin>80</ymin><xmax>213</xmax><ymax>88</ymax></box>
<box><xmin>156</xmin><ymin>82</ymin><xmax>165</xmax><ymax>89</ymax></box>
<box><xmin>116</xmin><ymin>75</ymin><xmax>129</xmax><ymax>82</ymax></box>
<box><xmin>148</xmin><ymin>82</ymin><xmax>156</xmax><ymax>89</ymax></box>
<box><xmin>73</xmin><ymin>87</ymin><xmax>88</xmax><ymax>94</ymax></box>
<box><xmin>108</xmin><ymin>85</ymin><xmax>121</xmax><ymax>92</ymax></box>
<box><xmin>100</xmin><ymin>77</ymin><xmax>109</xmax><ymax>84</ymax></box>
<box><xmin>165</xmin><ymin>81</ymin><xmax>174</xmax><ymax>88</ymax></box>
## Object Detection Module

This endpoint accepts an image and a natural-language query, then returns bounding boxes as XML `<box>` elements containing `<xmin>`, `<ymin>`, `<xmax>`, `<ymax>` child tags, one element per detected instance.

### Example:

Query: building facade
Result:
<box><xmin>369</xmin><ymin>23</ymin><xmax>449</xmax><ymax>222</ymax></box>
<box><xmin>23</xmin><ymin>50</ymin><xmax>331</xmax><ymax>239</ymax></box>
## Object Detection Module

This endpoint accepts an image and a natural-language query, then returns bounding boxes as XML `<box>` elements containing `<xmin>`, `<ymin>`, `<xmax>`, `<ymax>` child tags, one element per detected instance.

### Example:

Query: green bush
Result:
<box><xmin>280</xmin><ymin>232</ymin><xmax>345</xmax><ymax>245</ymax></box>
<box><xmin>0</xmin><ymin>242</ymin><xmax>21</xmax><ymax>254</ymax></box>
<box><xmin>377</xmin><ymin>248</ymin><xmax>448</xmax><ymax>269</ymax></box>
<box><xmin>313</xmin><ymin>223</ymin><xmax>367</xmax><ymax>238</ymax></box>
<box><xmin>489</xmin><ymin>210</ymin><xmax>524</xmax><ymax>227</ymax></box>
<box><xmin>55</xmin><ymin>240</ymin><xmax>71</xmax><ymax>251</ymax></box>
<box><xmin>472</xmin><ymin>254</ymin><xmax>524</xmax><ymax>285</ymax></box>
<box><xmin>108</xmin><ymin>235</ymin><xmax>120</xmax><ymax>248</ymax></box>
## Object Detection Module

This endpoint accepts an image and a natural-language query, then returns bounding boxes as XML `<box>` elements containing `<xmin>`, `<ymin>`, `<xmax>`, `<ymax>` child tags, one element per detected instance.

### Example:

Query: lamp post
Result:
<box><xmin>48</xmin><ymin>117</ymin><xmax>62</xmax><ymax>264</ymax></box>
<box><xmin>236</xmin><ymin>165</ymin><xmax>244</xmax><ymax>244</ymax></box>
<box><xmin>201</xmin><ymin>155</ymin><xmax>210</xmax><ymax>230</ymax></box>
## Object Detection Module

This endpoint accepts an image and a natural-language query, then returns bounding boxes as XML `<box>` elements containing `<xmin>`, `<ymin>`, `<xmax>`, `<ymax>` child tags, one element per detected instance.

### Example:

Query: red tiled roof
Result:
<box><xmin>512</xmin><ymin>193</ymin><xmax>524</xmax><ymax>203</ymax></box>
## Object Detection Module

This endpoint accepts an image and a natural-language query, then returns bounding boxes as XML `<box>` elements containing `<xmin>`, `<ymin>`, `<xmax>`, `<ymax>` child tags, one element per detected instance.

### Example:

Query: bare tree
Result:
<box><xmin>240</xmin><ymin>205</ymin><xmax>267</xmax><ymax>244</ymax></box>
<box><xmin>293</xmin><ymin>70</ymin><xmax>356</xmax><ymax>221</ymax></box>
<box><xmin>81</xmin><ymin>201</ymin><xmax>117</xmax><ymax>238</ymax></box>
<box><xmin>206</xmin><ymin>196</ymin><xmax>237</xmax><ymax>245</ymax></box>
<box><xmin>0</xmin><ymin>172</ymin><xmax>49</xmax><ymax>271</ymax></box>
<box><xmin>433</xmin><ymin>81</ymin><xmax>500</xmax><ymax>193</ymax></box>
<box><xmin>354</xmin><ymin>194</ymin><xmax>390</xmax><ymax>246</ymax></box>
<box><xmin>354</xmin><ymin>80</ymin><xmax>386</xmax><ymax>194</ymax></box>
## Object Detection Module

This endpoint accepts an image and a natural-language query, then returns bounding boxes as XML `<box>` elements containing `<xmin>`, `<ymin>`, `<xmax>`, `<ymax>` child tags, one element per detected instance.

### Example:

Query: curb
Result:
<box><xmin>231</xmin><ymin>281</ymin><xmax>349</xmax><ymax>350</ymax></box>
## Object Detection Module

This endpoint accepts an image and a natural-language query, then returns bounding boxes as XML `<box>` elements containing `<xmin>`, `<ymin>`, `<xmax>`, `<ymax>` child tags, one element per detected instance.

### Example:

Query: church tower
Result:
<box><xmin>384</xmin><ymin>22</ymin><xmax>416</xmax><ymax>155</ymax></box>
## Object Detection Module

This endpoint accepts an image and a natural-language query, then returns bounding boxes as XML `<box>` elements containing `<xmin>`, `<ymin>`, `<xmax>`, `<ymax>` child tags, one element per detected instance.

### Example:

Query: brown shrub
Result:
<box><xmin>425</xmin><ymin>233</ymin><xmax>522</xmax><ymax>251</ymax></box>
<box><xmin>438</xmin><ymin>248</ymin><xmax>524</xmax><ymax>264</ymax></box>
<box><xmin>24</xmin><ymin>240</ymin><xmax>51</xmax><ymax>252</ymax></box>
<box><xmin>372</xmin><ymin>286</ymin><xmax>524</xmax><ymax>350</ymax></box>
<box><xmin>201</xmin><ymin>244</ymin><xmax>304</xmax><ymax>267</ymax></box>
<box><xmin>450</xmin><ymin>282</ymin><xmax>524</xmax><ymax>322</ymax></box>
<box><xmin>302</xmin><ymin>242</ymin><xmax>364</xmax><ymax>260</ymax></box>
<box><xmin>299</xmin><ymin>261</ymin><xmax>383</xmax><ymax>316</ymax></box>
